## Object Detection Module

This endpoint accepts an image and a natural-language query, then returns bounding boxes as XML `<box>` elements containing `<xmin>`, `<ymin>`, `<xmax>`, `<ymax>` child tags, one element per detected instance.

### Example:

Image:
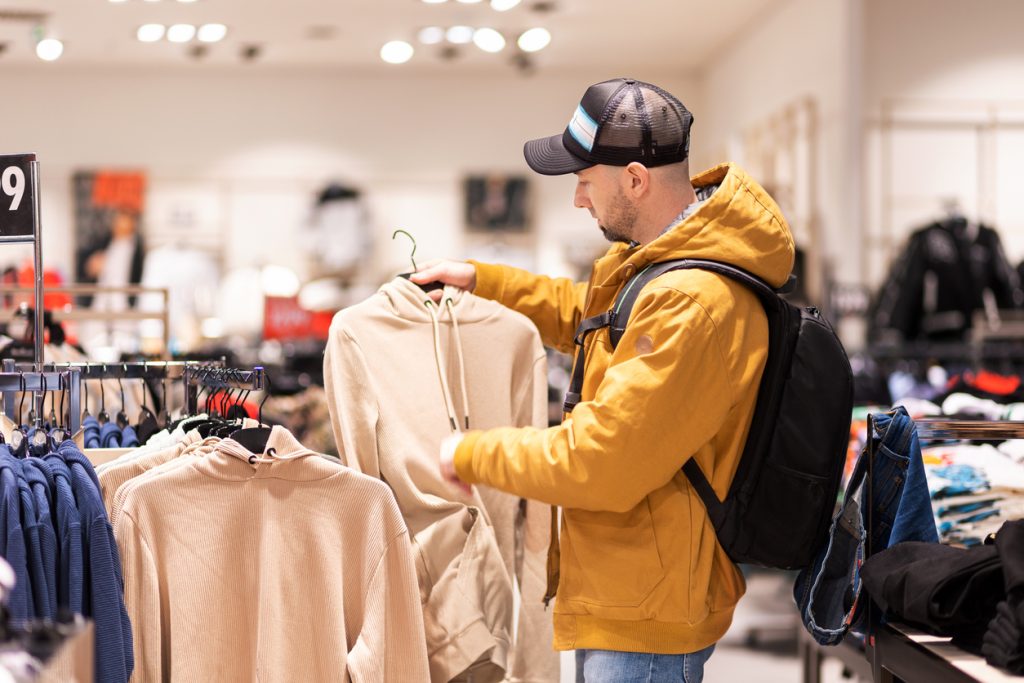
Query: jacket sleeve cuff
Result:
<box><xmin>466</xmin><ymin>260</ymin><xmax>505</xmax><ymax>302</ymax></box>
<box><xmin>453</xmin><ymin>431</ymin><xmax>484</xmax><ymax>484</ymax></box>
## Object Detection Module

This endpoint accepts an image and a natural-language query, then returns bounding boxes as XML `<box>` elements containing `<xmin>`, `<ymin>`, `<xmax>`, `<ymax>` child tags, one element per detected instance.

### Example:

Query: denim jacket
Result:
<box><xmin>793</xmin><ymin>406</ymin><xmax>939</xmax><ymax>645</ymax></box>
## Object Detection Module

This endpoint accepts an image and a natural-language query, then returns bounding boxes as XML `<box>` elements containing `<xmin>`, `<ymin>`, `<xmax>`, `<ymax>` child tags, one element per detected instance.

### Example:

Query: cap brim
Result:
<box><xmin>523</xmin><ymin>134</ymin><xmax>594</xmax><ymax>176</ymax></box>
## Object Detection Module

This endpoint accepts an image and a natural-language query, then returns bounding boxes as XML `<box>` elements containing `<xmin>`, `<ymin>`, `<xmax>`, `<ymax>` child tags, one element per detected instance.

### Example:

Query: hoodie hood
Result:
<box><xmin>378</xmin><ymin>277</ymin><xmax>505</xmax><ymax>325</ymax></box>
<box><xmin>596</xmin><ymin>162</ymin><xmax>796</xmax><ymax>289</ymax></box>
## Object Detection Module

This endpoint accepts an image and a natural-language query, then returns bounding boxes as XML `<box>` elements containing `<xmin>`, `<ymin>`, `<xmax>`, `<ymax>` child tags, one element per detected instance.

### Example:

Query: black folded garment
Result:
<box><xmin>861</xmin><ymin>541</ymin><xmax>1002</xmax><ymax>646</ymax></box>
<box><xmin>983</xmin><ymin>520</ymin><xmax>1024</xmax><ymax>673</ymax></box>
<box><xmin>983</xmin><ymin>600</ymin><xmax>1024</xmax><ymax>674</ymax></box>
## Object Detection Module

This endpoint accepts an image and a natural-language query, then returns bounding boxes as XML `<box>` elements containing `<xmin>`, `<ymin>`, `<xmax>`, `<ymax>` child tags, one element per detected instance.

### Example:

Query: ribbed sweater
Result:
<box><xmin>116</xmin><ymin>426</ymin><xmax>428</xmax><ymax>682</ymax></box>
<box><xmin>325</xmin><ymin>278</ymin><xmax>557</xmax><ymax>682</ymax></box>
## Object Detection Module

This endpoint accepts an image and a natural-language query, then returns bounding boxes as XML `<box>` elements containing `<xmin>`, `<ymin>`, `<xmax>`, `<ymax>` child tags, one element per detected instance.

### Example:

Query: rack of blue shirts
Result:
<box><xmin>0</xmin><ymin>369</ymin><xmax>131</xmax><ymax>683</ymax></box>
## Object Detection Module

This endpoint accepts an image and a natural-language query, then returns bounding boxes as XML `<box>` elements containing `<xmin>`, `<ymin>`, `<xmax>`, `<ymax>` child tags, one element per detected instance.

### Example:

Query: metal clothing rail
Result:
<box><xmin>3</xmin><ymin>359</ymin><xmax>228</xmax><ymax>426</ymax></box>
<box><xmin>182</xmin><ymin>365</ymin><xmax>265</xmax><ymax>416</ymax></box>
<box><xmin>0</xmin><ymin>370</ymin><xmax>81</xmax><ymax>433</ymax></box>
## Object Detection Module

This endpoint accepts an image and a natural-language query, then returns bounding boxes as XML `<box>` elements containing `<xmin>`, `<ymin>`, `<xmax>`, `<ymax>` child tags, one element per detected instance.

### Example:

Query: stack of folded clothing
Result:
<box><xmin>862</xmin><ymin>519</ymin><xmax>1024</xmax><ymax>673</ymax></box>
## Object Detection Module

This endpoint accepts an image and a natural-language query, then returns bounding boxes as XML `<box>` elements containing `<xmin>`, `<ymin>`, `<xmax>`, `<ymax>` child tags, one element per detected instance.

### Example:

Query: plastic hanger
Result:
<box><xmin>81</xmin><ymin>367</ymin><xmax>91</xmax><ymax>423</ymax></box>
<box><xmin>115</xmin><ymin>372</ymin><xmax>129</xmax><ymax>430</ymax></box>
<box><xmin>97</xmin><ymin>366</ymin><xmax>109</xmax><ymax>425</ymax></box>
<box><xmin>230</xmin><ymin>374</ymin><xmax>273</xmax><ymax>453</ymax></box>
<box><xmin>393</xmin><ymin>229</ymin><xmax>444</xmax><ymax>293</ymax></box>
<box><xmin>10</xmin><ymin>375</ymin><xmax>26</xmax><ymax>457</ymax></box>
<box><xmin>30</xmin><ymin>374</ymin><xmax>50</xmax><ymax>454</ymax></box>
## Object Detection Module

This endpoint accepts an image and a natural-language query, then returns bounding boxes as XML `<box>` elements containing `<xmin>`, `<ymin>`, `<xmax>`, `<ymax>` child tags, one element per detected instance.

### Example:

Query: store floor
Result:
<box><xmin>557</xmin><ymin>571</ymin><xmax>857</xmax><ymax>682</ymax></box>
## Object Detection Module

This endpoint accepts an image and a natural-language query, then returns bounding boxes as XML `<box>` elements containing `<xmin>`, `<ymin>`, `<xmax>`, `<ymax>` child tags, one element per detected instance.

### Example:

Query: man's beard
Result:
<box><xmin>598</xmin><ymin>192</ymin><xmax>638</xmax><ymax>244</ymax></box>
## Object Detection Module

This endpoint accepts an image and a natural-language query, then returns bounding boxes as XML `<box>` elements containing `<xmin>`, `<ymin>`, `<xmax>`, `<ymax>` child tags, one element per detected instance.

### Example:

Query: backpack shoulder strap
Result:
<box><xmin>608</xmin><ymin>258</ymin><xmax>782</xmax><ymax>348</ymax></box>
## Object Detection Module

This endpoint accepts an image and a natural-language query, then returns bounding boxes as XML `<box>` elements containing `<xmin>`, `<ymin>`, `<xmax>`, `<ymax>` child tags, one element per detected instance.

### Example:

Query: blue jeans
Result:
<box><xmin>793</xmin><ymin>406</ymin><xmax>938</xmax><ymax>645</ymax></box>
<box><xmin>575</xmin><ymin>646</ymin><xmax>715</xmax><ymax>683</ymax></box>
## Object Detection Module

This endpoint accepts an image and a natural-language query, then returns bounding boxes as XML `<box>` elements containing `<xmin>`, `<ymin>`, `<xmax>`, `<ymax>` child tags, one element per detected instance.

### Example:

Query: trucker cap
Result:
<box><xmin>523</xmin><ymin>78</ymin><xmax>694</xmax><ymax>176</ymax></box>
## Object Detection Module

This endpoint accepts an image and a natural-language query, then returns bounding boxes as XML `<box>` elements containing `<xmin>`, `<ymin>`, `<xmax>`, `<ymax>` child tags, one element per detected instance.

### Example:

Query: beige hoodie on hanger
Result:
<box><xmin>325</xmin><ymin>277</ymin><xmax>557</xmax><ymax>683</ymax></box>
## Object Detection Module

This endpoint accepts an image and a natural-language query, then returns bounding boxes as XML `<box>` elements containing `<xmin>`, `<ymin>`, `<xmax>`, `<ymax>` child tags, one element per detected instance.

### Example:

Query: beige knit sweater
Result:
<box><xmin>116</xmin><ymin>426</ymin><xmax>428</xmax><ymax>682</ymax></box>
<box><xmin>324</xmin><ymin>278</ymin><xmax>557</xmax><ymax>682</ymax></box>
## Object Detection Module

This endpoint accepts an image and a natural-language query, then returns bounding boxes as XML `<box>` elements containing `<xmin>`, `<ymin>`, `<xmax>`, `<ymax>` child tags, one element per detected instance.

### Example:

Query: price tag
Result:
<box><xmin>0</xmin><ymin>153</ymin><xmax>37</xmax><ymax>242</ymax></box>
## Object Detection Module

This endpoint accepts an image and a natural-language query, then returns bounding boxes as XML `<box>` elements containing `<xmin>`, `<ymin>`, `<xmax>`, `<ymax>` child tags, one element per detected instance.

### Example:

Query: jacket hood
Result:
<box><xmin>600</xmin><ymin>162</ymin><xmax>795</xmax><ymax>289</ymax></box>
<box><xmin>377</xmin><ymin>277</ymin><xmax>503</xmax><ymax>324</ymax></box>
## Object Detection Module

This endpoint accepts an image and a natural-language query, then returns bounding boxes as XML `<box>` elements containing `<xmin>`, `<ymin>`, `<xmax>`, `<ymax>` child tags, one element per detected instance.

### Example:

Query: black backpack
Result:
<box><xmin>564</xmin><ymin>259</ymin><xmax>853</xmax><ymax>570</ymax></box>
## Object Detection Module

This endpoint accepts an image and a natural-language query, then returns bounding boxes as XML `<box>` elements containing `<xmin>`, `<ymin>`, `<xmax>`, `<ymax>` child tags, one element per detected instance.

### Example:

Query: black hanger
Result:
<box><xmin>97</xmin><ymin>366</ymin><xmax>110</xmax><ymax>425</ymax></box>
<box><xmin>10</xmin><ymin>374</ymin><xmax>27</xmax><ymax>458</ymax></box>
<box><xmin>393</xmin><ymin>229</ymin><xmax>444</xmax><ymax>293</ymax></box>
<box><xmin>81</xmin><ymin>367</ymin><xmax>91</xmax><ymax>422</ymax></box>
<box><xmin>50</xmin><ymin>374</ymin><xmax>67</xmax><ymax>447</ymax></box>
<box><xmin>115</xmin><ymin>371</ymin><xmax>129</xmax><ymax>430</ymax></box>
<box><xmin>230</xmin><ymin>374</ymin><xmax>272</xmax><ymax>453</ymax></box>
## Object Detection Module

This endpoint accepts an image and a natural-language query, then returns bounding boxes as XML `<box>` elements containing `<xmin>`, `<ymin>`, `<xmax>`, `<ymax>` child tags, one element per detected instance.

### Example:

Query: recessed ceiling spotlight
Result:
<box><xmin>446</xmin><ymin>25</ymin><xmax>474</xmax><ymax>44</ymax></box>
<box><xmin>35</xmin><ymin>38</ymin><xmax>63</xmax><ymax>61</ymax></box>
<box><xmin>380</xmin><ymin>40</ymin><xmax>414</xmax><ymax>64</ymax></box>
<box><xmin>108</xmin><ymin>0</ymin><xmax>129</xmax><ymax>4</ymax></box>
<box><xmin>167</xmin><ymin>24</ymin><xmax>196</xmax><ymax>43</ymax></box>
<box><xmin>142</xmin><ymin>0</ymin><xmax>161</xmax><ymax>3</ymax></box>
<box><xmin>417</xmin><ymin>26</ymin><xmax>445</xmax><ymax>45</ymax></box>
<box><xmin>490</xmin><ymin>0</ymin><xmax>521</xmax><ymax>10</ymax></box>
<box><xmin>137</xmin><ymin>23</ymin><xmax>166</xmax><ymax>42</ymax></box>
<box><xmin>473</xmin><ymin>27</ymin><xmax>505</xmax><ymax>53</ymax></box>
<box><xmin>517</xmin><ymin>27</ymin><xmax>550</xmax><ymax>52</ymax></box>
<box><xmin>177</xmin><ymin>0</ymin><xmax>199</xmax><ymax>3</ymax></box>
<box><xmin>197</xmin><ymin>23</ymin><xmax>227</xmax><ymax>43</ymax></box>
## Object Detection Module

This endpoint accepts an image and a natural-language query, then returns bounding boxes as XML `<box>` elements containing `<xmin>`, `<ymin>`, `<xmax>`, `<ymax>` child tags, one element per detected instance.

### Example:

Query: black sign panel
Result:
<box><xmin>0</xmin><ymin>154</ymin><xmax>37</xmax><ymax>240</ymax></box>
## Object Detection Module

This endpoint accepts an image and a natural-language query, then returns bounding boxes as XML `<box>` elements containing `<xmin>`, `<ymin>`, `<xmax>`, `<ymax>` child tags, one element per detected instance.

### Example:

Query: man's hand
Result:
<box><xmin>440</xmin><ymin>433</ymin><xmax>472</xmax><ymax>496</ymax></box>
<box><xmin>411</xmin><ymin>260</ymin><xmax>477</xmax><ymax>303</ymax></box>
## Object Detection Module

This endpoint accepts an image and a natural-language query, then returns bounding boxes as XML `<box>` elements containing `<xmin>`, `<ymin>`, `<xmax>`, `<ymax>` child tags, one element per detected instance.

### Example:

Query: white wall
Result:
<box><xmin>0</xmin><ymin>66</ymin><xmax>700</xmax><ymax>286</ymax></box>
<box><xmin>695</xmin><ymin>0</ymin><xmax>864</xmax><ymax>290</ymax></box>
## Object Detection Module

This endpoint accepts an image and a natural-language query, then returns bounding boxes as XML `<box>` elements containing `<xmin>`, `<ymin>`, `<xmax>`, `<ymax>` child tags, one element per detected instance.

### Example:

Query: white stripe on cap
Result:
<box><xmin>567</xmin><ymin>104</ymin><xmax>598</xmax><ymax>152</ymax></box>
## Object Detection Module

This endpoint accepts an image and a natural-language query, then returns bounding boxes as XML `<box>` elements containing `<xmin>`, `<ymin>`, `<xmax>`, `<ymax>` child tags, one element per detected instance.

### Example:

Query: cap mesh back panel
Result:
<box><xmin>594</xmin><ymin>84</ymin><xmax>692</xmax><ymax>162</ymax></box>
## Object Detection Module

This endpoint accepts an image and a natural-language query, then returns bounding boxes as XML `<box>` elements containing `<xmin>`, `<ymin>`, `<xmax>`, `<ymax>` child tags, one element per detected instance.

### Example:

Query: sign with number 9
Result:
<box><xmin>0</xmin><ymin>154</ymin><xmax>36</xmax><ymax>241</ymax></box>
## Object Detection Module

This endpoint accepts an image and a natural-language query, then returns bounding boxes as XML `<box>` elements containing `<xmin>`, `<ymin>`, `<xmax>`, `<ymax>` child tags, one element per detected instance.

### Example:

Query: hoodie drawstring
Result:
<box><xmin>424</xmin><ymin>297</ymin><xmax>471</xmax><ymax>433</ymax></box>
<box><xmin>445</xmin><ymin>297</ymin><xmax>471</xmax><ymax>431</ymax></box>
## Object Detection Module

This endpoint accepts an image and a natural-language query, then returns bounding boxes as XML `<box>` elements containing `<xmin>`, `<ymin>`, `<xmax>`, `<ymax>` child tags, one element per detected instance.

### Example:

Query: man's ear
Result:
<box><xmin>624</xmin><ymin>162</ymin><xmax>650</xmax><ymax>197</ymax></box>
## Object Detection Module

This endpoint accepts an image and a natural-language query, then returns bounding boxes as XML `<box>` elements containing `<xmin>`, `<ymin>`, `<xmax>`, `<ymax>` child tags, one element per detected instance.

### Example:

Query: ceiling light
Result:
<box><xmin>418</xmin><ymin>26</ymin><xmax>445</xmax><ymax>45</ymax></box>
<box><xmin>517</xmin><ymin>27</ymin><xmax>551</xmax><ymax>52</ymax></box>
<box><xmin>167</xmin><ymin>24</ymin><xmax>196</xmax><ymax>43</ymax></box>
<box><xmin>143</xmin><ymin>0</ymin><xmax>161</xmax><ymax>3</ymax></box>
<box><xmin>35</xmin><ymin>38</ymin><xmax>63</xmax><ymax>61</ymax></box>
<box><xmin>473</xmin><ymin>27</ymin><xmax>505</xmax><ymax>53</ymax></box>
<box><xmin>177</xmin><ymin>0</ymin><xmax>199</xmax><ymax>3</ymax></box>
<box><xmin>108</xmin><ymin>0</ymin><xmax>129</xmax><ymax>3</ymax></box>
<box><xmin>380</xmin><ymin>40</ymin><xmax>414</xmax><ymax>64</ymax></box>
<box><xmin>490</xmin><ymin>0</ymin><xmax>521</xmax><ymax>9</ymax></box>
<box><xmin>446</xmin><ymin>26</ymin><xmax>474</xmax><ymax>44</ymax></box>
<box><xmin>197</xmin><ymin>23</ymin><xmax>227</xmax><ymax>43</ymax></box>
<box><xmin>137</xmin><ymin>24</ymin><xmax>166</xmax><ymax>42</ymax></box>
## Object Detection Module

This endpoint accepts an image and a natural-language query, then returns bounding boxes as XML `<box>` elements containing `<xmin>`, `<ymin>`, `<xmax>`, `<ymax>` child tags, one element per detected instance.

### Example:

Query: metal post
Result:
<box><xmin>30</xmin><ymin>161</ymin><xmax>44</xmax><ymax>426</ymax></box>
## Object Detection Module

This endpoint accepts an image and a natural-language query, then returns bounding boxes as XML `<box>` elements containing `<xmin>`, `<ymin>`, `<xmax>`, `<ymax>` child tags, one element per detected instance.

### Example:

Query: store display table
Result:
<box><xmin>800</xmin><ymin>622</ymin><xmax>1020</xmax><ymax>683</ymax></box>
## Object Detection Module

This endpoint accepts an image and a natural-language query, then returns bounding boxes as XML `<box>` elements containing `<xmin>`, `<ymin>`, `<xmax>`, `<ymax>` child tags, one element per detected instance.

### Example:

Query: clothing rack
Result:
<box><xmin>182</xmin><ymin>365</ymin><xmax>265</xmax><ymax>416</ymax></box>
<box><xmin>0</xmin><ymin>369</ymin><xmax>81</xmax><ymax>433</ymax></box>
<box><xmin>811</xmin><ymin>413</ymin><xmax>1024</xmax><ymax>679</ymax></box>
<box><xmin>3</xmin><ymin>360</ymin><xmax>229</xmax><ymax>429</ymax></box>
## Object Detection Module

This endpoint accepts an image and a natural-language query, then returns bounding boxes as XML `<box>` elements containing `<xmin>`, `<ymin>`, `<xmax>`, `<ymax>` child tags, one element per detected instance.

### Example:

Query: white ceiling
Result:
<box><xmin>0</xmin><ymin>0</ymin><xmax>781</xmax><ymax>72</ymax></box>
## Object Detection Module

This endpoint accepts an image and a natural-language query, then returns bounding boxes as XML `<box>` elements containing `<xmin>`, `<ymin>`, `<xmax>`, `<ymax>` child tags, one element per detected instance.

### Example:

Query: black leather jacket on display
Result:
<box><xmin>869</xmin><ymin>217</ymin><xmax>1024</xmax><ymax>343</ymax></box>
